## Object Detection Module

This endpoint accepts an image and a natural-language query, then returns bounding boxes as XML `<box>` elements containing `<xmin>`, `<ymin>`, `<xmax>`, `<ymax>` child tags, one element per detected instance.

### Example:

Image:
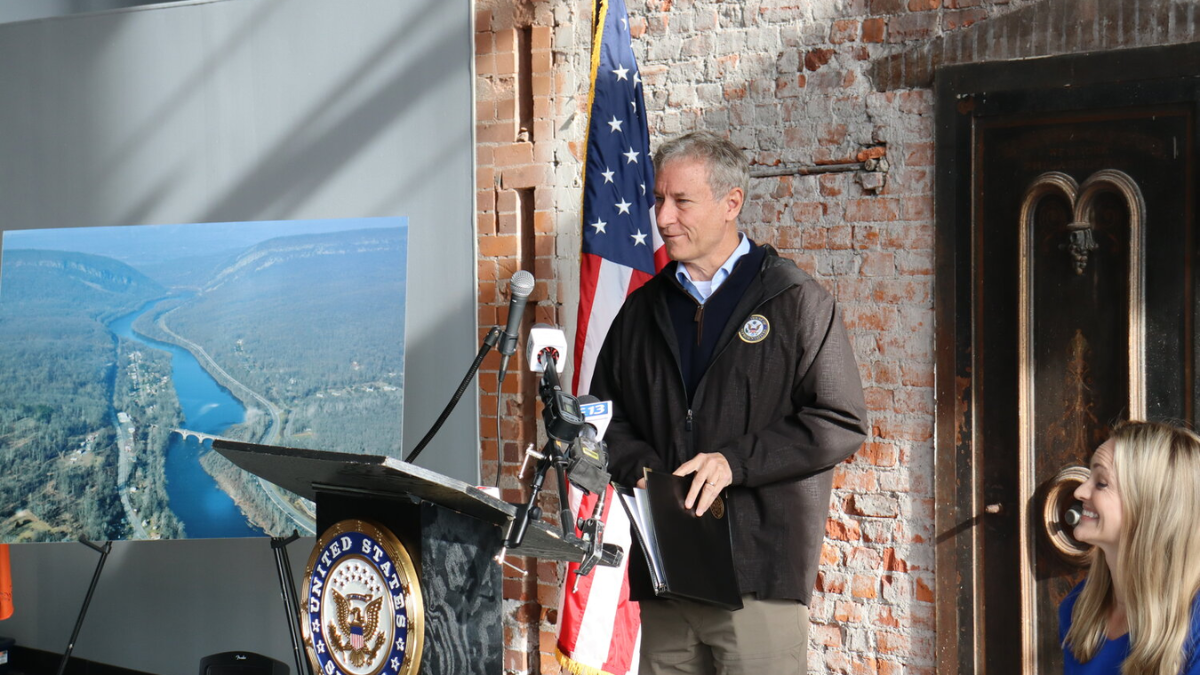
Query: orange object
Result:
<box><xmin>0</xmin><ymin>543</ymin><xmax>13</xmax><ymax>620</ymax></box>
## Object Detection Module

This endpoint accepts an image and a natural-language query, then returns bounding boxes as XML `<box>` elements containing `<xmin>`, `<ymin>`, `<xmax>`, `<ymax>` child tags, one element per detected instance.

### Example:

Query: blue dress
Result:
<box><xmin>1059</xmin><ymin>581</ymin><xmax>1200</xmax><ymax>674</ymax></box>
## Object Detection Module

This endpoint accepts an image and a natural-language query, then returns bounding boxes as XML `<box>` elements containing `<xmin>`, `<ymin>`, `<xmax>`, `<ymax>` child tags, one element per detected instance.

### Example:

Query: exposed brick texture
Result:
<box><xmin>474</xmin><ymin>0</ymin><xmax>1179</xmax><ymax>672</ymax></box>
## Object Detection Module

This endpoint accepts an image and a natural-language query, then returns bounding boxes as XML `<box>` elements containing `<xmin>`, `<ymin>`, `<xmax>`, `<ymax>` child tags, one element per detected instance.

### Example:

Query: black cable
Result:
<box><xmin>406</xmin><ymin>326</ymin><xmax>501</xmax><ymax>464</ymax></box>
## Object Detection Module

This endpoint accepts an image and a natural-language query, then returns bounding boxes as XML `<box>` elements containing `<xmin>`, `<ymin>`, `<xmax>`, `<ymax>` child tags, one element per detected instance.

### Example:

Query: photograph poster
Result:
<box><xmin>0</xmin><ymin>218</ymin><xmax>407</xmax><ymax>542</ymax></box>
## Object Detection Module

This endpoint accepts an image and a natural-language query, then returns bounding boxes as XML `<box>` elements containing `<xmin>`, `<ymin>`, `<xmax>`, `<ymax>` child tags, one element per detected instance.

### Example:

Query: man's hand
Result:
<box><xmin>674</xmin><ymin>452</ymin><xmax>732</xmax><ymax>516</ymax></box>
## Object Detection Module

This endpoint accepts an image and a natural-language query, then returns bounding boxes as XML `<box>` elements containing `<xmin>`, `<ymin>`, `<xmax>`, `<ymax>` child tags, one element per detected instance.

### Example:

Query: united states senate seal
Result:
<box><xmin>302</xmin><ymin>519</ymin><xmax>424</xmax><ymax>675</ymax></box>
<box><xmin>738</xmin><ymin>314</ymin><xmax>770</xmax><ymax>343</ymax></box>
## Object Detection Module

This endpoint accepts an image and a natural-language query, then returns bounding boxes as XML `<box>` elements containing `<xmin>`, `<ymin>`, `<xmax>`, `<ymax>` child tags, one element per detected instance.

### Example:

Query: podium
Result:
<box><xmin>213</xmin><ymin>439</ymin><xmax>591</xmax><ymax>675</ymax></box>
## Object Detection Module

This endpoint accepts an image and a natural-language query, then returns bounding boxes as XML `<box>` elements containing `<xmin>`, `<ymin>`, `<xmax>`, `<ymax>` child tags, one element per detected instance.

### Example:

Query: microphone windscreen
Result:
<box><xmin>510</xmin><ymin>270</ymin><xmax>535</xmax><ymax>299</ymax></box>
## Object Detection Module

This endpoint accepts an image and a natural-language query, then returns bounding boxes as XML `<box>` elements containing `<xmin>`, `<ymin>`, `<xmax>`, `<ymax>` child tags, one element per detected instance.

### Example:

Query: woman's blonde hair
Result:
<box><xmin>1064</xmin><ymin>420</ymin><xmax>1200</xmax><ymax>674</ymax></box>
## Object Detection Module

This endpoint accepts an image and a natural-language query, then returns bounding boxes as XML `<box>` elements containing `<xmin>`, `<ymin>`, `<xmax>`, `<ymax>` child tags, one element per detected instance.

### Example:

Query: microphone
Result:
<box><xmin>1065</xmin><ymin>501</ymin><xmax>1083</xmax><ymax>527</ymax></box>
<box><xmin>497</xmin><ymin>270</ymin><xmax>535</xmax><ymax>383</ymax></box>
<box><xmin>526</xmin><ymin>323</ymin><xmax>569</xmax><ymax>373</ymax></box>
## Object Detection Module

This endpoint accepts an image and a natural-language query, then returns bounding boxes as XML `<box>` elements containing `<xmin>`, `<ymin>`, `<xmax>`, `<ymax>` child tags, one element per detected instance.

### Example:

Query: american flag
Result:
<box><xmin>572</xmin><ymin>0</ymin><xmax>667</xmax><ymax>398</ymax></box>
<box><xmin>558</xmin><ymin>1</ymin><xmax>662</xmax><ymax>673</ymax></box>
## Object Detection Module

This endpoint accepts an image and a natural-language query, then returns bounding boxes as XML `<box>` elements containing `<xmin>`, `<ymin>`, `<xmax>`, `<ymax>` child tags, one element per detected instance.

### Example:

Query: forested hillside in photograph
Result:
<box><xmin>166</xmin><ymin>227</ymin><xmax>406</xmax><ymax>455</ymax></box>
<box><xmin>0</xmin><ymin>249</ymin><xmax>166</xmax><ymax>541</ymax></box>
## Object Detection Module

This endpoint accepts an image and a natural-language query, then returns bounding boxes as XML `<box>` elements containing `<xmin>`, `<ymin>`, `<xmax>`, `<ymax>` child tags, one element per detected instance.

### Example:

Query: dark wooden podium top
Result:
<box><xmin>213</xmin><ymin>439</ymin><xmax>588</xmax><ymax>562</ymax></box>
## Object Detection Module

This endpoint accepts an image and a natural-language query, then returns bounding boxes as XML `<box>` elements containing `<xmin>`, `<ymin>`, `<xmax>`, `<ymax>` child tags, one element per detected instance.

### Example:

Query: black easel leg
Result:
<box><xmin>56</xmin><ymin>538</ymin><xmax>111</xmax><ymax>675</ymax></box>
<box><xmin>271</xmin><ymin>531</ymin><xmax>313</xmax><ymax>675</ymax></box>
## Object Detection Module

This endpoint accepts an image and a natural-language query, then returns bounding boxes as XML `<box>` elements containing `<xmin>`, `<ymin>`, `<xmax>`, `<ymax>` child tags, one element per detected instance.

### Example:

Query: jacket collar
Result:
<box><xmin>649</xmin><ymin>242</ymin><xmax>804</xmax><ymax>373</ymax></box>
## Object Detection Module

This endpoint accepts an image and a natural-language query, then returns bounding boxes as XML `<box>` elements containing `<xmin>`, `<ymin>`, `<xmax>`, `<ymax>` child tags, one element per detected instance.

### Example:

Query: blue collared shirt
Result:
<box><xmin>674</xmin><ymin>234</ymin><xmax>750</xmax><ymax>304</ymax></box>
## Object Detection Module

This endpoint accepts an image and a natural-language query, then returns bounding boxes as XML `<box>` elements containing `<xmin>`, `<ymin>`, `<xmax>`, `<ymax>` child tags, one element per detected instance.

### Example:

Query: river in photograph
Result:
<box><xmin>109</xmin><ymin>302</ymin><xmax>264</xmax><ymax>538</ymax></box>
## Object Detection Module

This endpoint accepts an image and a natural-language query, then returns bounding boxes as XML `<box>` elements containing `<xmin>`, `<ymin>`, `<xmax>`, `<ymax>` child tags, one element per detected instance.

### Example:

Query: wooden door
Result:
<box><xmin>935</xmin><ymin>46</ymin><xmax>1198</xmax><ymax>674</ymax></box>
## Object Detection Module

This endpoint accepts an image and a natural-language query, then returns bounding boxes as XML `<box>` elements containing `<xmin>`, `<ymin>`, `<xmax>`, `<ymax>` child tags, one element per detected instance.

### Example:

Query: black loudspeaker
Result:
<box><xmin>198</xmin><ymin>652</ymin><xmax>288</xmax><ymax>675</ymax></box>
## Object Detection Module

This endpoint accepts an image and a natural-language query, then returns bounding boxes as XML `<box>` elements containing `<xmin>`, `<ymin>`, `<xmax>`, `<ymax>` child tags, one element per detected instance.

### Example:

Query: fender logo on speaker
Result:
<box><xmin>302</xmin><ymin>519</ymin><xmax>424</xmax><ymax>675</ymax></box>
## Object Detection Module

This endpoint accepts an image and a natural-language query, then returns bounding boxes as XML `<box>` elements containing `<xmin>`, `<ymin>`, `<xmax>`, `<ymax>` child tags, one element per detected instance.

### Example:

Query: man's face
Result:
<box><xmin>653</xmin><ymin>158</ymin><xmax>743</xmax><ymax>270</ymax></box>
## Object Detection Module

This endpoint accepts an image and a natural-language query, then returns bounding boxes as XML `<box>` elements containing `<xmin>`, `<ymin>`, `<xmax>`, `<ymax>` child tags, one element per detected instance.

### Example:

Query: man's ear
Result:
<box><xmin>724</xmin><ymin>187</ymin><xmax>745</xmax><ymax>223</ymax></box>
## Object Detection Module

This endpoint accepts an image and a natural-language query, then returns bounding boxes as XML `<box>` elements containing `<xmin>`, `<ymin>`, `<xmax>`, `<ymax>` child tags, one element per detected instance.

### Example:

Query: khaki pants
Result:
<box><xmin>638</xmin><ymin>595</ymin><xmax>809</xmax><ymax>675</ymax></box>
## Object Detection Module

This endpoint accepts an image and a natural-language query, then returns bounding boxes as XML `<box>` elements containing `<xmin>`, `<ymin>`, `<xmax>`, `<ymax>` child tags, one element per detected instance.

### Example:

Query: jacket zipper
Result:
<box><xmin>680</xmin><ymin>282</ymin><xmax>796</xmax><ymax>441</ymax></box>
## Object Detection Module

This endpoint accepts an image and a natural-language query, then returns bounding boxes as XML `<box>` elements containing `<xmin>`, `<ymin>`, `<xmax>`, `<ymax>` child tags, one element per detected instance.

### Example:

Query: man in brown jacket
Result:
<box><xmin>591</xmin><ymin>131</ymin><xmax>868</xmax><ymax>674</ymax></box>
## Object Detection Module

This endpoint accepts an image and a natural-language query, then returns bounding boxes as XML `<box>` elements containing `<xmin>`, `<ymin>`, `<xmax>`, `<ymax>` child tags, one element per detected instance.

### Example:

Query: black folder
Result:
<box><xmin>617</xmin><ymin>470</ymin><xmax>742</xmax><ymax>610</ymax></box>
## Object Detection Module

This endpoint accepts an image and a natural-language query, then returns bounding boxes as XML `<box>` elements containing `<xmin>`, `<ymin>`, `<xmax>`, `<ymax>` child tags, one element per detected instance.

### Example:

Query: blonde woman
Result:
<box><xmin>1060</xmin><ymin>420</ymin><xmax>1200</xmax><ymax>674</ymax></box>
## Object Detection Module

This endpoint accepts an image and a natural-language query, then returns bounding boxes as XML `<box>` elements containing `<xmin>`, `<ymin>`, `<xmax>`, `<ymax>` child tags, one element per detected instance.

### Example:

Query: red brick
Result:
<box><xmin>830</xmin><ymin>19</ymin><xmax>859</xmax><ymax>44</ymax></box>
<box><xmin>476</xmin><ymin>53</ymin><xmax>496</xmax><ymax>76</ymax></box>
<box><xmin>834</xmin><ymin>600</ymin><xmax>865</xmax><ymax>623</ymax></box>
<box><xmin>495</xmin><ymin>50</ymin><xmax>518</xmax><ymax>74</ymax></box>
<box><xmin>477</xmin><ymin>166</ymin><xmax>495</xmax><ymax>190</ymax></box>
<box><xmin>531</xmin><ymin>25</ymin><xmax>552</xmax><ymax>50</ymax></box>
<box><xmin>496</xmin><ymin>97</ymin><xmax>517</xmax><ymax>122</ymax></box>
<box><xmin>479</xmin><ymin>234</ymin><xmax>518</xmax><ymax>257</ymax></box>
<box><xmin>495</xmin><ymin>142</ymin><xmax>533</xmax><ymax>168</ymax></box>
<box><xmin>863</xmin><ymin>386</ymin><xmax>893</xmax><ymax>410</ymax></box>
<box><xmin>845</xmin><ymin>198</ymin><xmax>901</xmax><ymax>222</ymax></box>
<box><xmin>944</xmin><ymin>7</ymin><xmax>987</xmax><ymax>30</ymax></box>
<box><xmin>901</xmin><ymin>363</ymin><xmax>934</xmax><ymax>387</ymax></box>
<box><xmin>883</xmin><ymin>547</ymin><xmax>909</xmax><ymax>572</ymax></box>
<box><xmin>828</xmin><ymin>225</ymin><xmax>853</xmax><ymax>249</ymax></box>
<box><xmin>497</xmin><ymin>211</ymin><xmax>520</xmax><ymax>234</ymax></box>
<box><xmin>842</xmin><ymin>305</ymin><xmax>896</xmax><ymax>331</ymax></box>
<box><xmin>811</xmin><ymin>623</ymin><xmax>843</xmax><ymax>648</ymax></box>
<box><xmin>816</xmin><ymin>570</ymin><xmax>847</xmax><ymax>594</ymax></box>
<box><xmin>851</xmin><ymin>574</ymin><xmax>878</xmax><ymax>598</ymax></box>
<box><xmin>868</xmin><ymin>0</ymin><xmax>906</xmax><ymax>13</ymax></box>
<box><xmin>862</xmin><ymin>17</ymin><xmax>887</xmax><ymax>43</ymax></box>
<box><xmin>475</xmin><ymin>9</ymin><xmax>492</xmax><ymax>31</ymax></box>
<box><xmin>475</xmin><ymin>30</ymin><xmax>494</xmax><ymax>56</ymax></box>
<box><xmin>859</xmin><ymin>442</ymin><xmax>899</xmax><ymax>467</ymax></box>
<box><xmin>819</xmin><ymin>123</ymin><xmax>849</xmax><ymax>147</ymax></box>
<box><xmin>793</xmin><ymin>202</ymin><xmax>825</xmax><ymax>224</ymax></box>
<box><xmin>854</xmin><ymin>225</ymin><xmax>881</xmax><ymax>249</ymax></box>
<box><xmin>887</xmin><ymin>11</ymin><xmax>937</xmax><ymax>41</ymax></box>
<box><xmin>478</xmin><ymin>212</ymin><xmax>497</xmax><ymax>236</ymax></box>
<box><xmin>827</xmin><ymin>514</ymin><xmax>863</xmax><ymax>541</ymax></box>
<box><xmin>819</xmin><ymin>177</ymin><xmax>844</xmax><ymax>199</ymax></box>
<box><xmin>874</xmin><ymin>417</ymin><xmax>933</xmax><ymax>442</ymax></box>
<box><xmin>501</xmin><ymin>165</ymin><xmax>550</xmax><ymax>189</ymax></box>
<box><xmin>916</xmin><ymin>575</ymin><xmax>935</xmax><ymax>603</ymax></box>
<box><xmin>495</xmin><ymin>28</ymin><xmax>517</xmax><ymax>53</ymax></box>
<box><xmin>833</xmin><ymin>465</ymin><xmax>879</xmax><ymax>491</ymax></box>
<box><xmin>821</xmin><ymin>542</ymin><xmax>842</xmax><ymax>565</ymax></box>
<box><xmin>805</xmin><ymin>48</ymin><xmax>836</xmax><ymax>71</ymax></box>
<box><xmin>881</xmin><ymin>223</ymin><xmax>934</xmax><ymax>249</ymax></box>
<box><xmin>904</xmin><ymin>142</ymin><xmax>935</xmax><ymax>166</ymax></box>
<box><xmin>908</xmin><ymin>0</ymin><xmax>940</xmax><ymax>9</ymax></box>
<box><xmin>894</xmin><ymin>387</ymin><xmax>933</xmax><ymax>414</ymax></box>
<box><xmin>902</xmin><ymin>195</ymin><xmax>934</xmax><ymax>221</ymax></box>
<box><xmin>871</xmin><ymin>361</ymin><xmax>901</xmax><ymax>385</ymax></box>
<box><xmin>846</xmin><ymin>493</ymin><xmax>900</xmax><ymax>517</ymax></box>
<box><xmin>878</xmin><ymin>631</ymin><xmax>909</xmax><ymax>654</ymax></box>
<box><xmin>860</xmin><ymin>252</ymin><xmax>896</xmax><ymax>277</ymax></box>
<box><xmin>872</xmin><ymin>278</ymin><xmax>930</xmax><ymax>304</ymax></box>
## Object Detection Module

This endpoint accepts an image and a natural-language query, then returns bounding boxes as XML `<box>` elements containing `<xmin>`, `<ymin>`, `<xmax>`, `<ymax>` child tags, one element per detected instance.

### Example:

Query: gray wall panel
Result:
<box><xmin>0</xmin><ymin>0</ymin><xmax>478</xmax><ymax>671</ymax></box>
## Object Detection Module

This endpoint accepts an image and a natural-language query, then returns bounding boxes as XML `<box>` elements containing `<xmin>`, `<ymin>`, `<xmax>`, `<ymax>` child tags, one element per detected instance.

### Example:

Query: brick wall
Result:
<box><xmin>472</xmin><ymin>0</ymin><xmax>1189</xmax><ymax>673</ymax></box>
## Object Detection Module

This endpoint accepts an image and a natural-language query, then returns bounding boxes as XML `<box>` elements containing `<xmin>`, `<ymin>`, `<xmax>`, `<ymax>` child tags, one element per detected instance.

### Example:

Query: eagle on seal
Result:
<box><xmin>328</xmin><ymin>590</ymin><xmax>386</xmax><ymax>666</ymax></box>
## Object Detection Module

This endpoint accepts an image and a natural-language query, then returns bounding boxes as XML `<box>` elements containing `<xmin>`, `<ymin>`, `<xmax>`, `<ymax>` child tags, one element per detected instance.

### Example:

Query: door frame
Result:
<box><xmin>933</xmin><ymin>42</ymin><xmax>1200</xmax><ymax>675</ymax></box>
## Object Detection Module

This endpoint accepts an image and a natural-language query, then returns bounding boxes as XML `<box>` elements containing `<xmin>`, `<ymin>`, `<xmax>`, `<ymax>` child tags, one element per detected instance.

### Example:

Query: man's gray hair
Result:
<box><xmin>653</xmin><ymin>131</ymin><xmax>749</xmax><ymax>199</ymax></box>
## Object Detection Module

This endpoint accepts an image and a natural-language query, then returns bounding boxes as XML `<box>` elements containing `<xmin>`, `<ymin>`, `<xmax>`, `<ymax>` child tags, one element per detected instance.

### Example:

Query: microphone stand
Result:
<box><xmin>405</xmin><ymin>326</ymin><xmax>502</xmax><ymax>464</ymax></box>
<box><xmin>496</xmin><ymin>353</ymin><xmax>622</xmax><ymax>576</ymax></box>
<box><xmin>56</xmin><ymin>538</ymin><xmax>111</xmax><ymax>675</ymax></box>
